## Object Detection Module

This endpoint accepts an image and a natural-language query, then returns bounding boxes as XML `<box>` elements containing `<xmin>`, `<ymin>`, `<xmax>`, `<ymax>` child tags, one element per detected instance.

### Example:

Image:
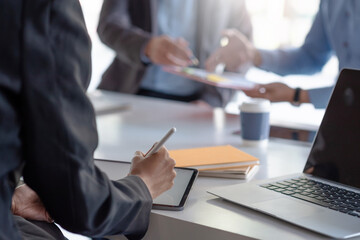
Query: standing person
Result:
<box><xmin>97</xmin><ymin>0</ymin><xmax>252</xmax><ymax>107</ymax></box>
<box><xmin>206</xmin><ymin>0</ymin><xmax>360</xmax><ymax>108</ymax></box>
<box><xmin>0</xmin><ymin>0</ymin><xmax>175</xmax><ymax>239</ymax></box>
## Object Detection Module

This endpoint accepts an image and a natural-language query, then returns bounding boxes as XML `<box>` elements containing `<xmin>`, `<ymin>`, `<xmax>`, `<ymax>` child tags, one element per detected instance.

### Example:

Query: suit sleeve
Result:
<box><xmin>21</xmin><ymin>0</ymin><xmax>152</xmax><ymax>239</ymax></box>
<box><xmin>97</xmin><ymin>0</ymin><xmax>152</xmax><ymax>68</ymax></box>
<box><xmin>229</xmin><ymin>0</ymin><xmax>253</xmax><ymax>41</ymax></box>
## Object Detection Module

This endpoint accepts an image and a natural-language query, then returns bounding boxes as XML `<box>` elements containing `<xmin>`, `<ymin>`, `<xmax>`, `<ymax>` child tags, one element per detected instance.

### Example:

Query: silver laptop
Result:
<box><xmin>208</xmin><ymin>69</ymin><xmax>360</xmax><ymax>239</ymax></box>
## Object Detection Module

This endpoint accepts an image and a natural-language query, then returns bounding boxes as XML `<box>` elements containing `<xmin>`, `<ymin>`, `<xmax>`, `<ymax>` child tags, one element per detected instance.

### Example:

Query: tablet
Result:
<box><xmin>152</xmin><ymin>167</ymin><xmax>198</xmax><ymax>211</ymax></box>
<box><xmin>94</xmin><ymin>160</ymin><xmax>198</xmax><ymax>211</ymax></box>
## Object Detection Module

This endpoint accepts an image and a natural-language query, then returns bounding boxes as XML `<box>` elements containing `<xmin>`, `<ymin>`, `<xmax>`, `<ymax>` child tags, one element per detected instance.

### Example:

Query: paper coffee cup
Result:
<box><xmin>240</xmin><ymin>98</ymin><xmax>271</xmax><ymax>146</ymax></box>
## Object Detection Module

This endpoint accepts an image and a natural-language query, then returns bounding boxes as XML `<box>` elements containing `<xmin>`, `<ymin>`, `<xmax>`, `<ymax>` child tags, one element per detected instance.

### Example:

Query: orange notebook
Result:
<box><xmin>169</xmin><ymin>145</ymin><xmax>259</xmax><ymax>171</ymax></box>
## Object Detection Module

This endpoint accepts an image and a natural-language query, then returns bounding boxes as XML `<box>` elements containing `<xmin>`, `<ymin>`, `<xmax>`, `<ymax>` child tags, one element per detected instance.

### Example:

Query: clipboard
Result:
<box><xmin>163</xmin><ymin>66</ymin><xmax>256</xmax><ymax>91</ymax></box>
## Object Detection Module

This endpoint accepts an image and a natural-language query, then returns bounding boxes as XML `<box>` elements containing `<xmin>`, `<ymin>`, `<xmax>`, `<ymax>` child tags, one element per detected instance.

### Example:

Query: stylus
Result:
<box><xmin>145</xmin><ymin>127</ymin><xmax>176</xmax><ymax>156</ymax></box>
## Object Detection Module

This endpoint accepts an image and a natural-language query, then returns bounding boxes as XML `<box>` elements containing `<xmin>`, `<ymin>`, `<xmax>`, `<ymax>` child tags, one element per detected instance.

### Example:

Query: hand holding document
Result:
<box><xmin>205</xmin><ymin>29</ymin><xmax>257</xmax><ymax>73</ymax></box>
<box><xmin>145</xmin><ymin>36</ymin><xmax>197</xmax><ymax>67</ymax></box>
<box><xmin>163</xmin><ymin>66</ymin><xmax>256</xmax><ymax>91</ymax></box>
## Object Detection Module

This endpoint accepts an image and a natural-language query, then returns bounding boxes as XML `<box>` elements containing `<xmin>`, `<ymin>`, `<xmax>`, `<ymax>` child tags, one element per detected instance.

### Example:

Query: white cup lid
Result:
<box><xmin>240</xmin><ymin>98</ymin><xmax>271</xmax><ymax>113</ymax></box>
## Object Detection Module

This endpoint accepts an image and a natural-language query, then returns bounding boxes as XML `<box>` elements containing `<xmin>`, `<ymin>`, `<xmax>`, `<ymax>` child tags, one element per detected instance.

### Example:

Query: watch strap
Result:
<box><xmin>292</xmin><ymin>87</ymin><xmax>301</xmax><ymax>106</ymax></box>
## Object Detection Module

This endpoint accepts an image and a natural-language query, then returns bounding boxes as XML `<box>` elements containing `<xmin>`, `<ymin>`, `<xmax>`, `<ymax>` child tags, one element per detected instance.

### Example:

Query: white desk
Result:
<box><xmin>93</xmin><ymin>91</ymin><xmax>351</xmax><ymax>240</ymax></box>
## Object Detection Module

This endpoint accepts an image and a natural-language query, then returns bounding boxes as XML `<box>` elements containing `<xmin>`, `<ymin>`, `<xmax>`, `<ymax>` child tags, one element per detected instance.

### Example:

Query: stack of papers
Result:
<box><xmin>169</xmin><ymin>145</ymin><xmax>259</xmax><ymax>179</ymax></box>
<box><xmin>199</xmin><ymin>165</ymin><xmax>258</xmax><ymax>179</ymax></box>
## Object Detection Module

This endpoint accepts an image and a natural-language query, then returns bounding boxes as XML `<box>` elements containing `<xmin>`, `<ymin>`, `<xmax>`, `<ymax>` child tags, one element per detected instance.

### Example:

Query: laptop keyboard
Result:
<box><xmin>261</xmin><ymin>177</ymin><xmax>360</xmax><ymax>218</ymax></box>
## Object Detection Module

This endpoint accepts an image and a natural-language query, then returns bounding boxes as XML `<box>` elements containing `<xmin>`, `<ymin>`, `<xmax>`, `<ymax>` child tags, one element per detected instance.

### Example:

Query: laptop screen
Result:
<box><xmin>304</xmin><ymin>69</ymin><xmax>360</xmax><ymax>189</ymax></box>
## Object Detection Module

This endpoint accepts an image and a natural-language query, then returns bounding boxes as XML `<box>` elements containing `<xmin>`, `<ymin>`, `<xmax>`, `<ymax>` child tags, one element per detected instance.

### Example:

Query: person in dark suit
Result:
<box><xmin>0</xmin><ymin>0</ymin><xmax>175</xmax><ymax>239</ymax></box>
<box><xmin>97</xmin><ymin>0</ymin><xmax>252</xmax><ymax>107</ymax></box>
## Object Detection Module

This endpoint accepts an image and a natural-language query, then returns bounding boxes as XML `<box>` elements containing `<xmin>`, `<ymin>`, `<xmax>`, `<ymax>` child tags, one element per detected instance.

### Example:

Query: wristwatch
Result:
<box><xmin>292</xmin><ymin>87</ymin><xmax>302</xmax><ymax>106</ymax></box>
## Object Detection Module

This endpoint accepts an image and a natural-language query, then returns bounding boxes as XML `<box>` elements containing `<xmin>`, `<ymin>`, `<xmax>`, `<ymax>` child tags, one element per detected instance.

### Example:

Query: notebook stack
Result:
<box><xmin>169</xmin><ymin>145</ymin><xmax>259</xmax><ymax>179</ymax></box>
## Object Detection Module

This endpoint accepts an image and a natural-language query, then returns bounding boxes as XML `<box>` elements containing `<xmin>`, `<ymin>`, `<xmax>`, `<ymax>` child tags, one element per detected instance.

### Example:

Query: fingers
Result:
<box><xmin>205</xmin><ymin>32</ymin><xmax>236</xmax><ymax>72</ymax></box>
<box><xmin>132</xmin><ymin>151</ymin><xmax>145</xmax><ymax>165</ymax></box>
<box><xmin>166</xmin><ymin>53</ymin><xmax>190</xmax><ymax>67</ymax></box>
<box><xmin>165</xmin><ymin>169</ymin><xmax>177</xmax><ymax>192</ymax></box>
<box><xmin>134</xmin><ymin>151</ymin><xmax>145</xmax><ymax>158</ymax></box>
<box><xmin>205</xmin><ymin>48</ymin><xmax>222</xmax><ymax>72</ymax></box>
<box><xmin>143</xmin><ymin>142</ymin><xmax>157</xmax><ymax>157</ymax></box>
<box><xmin>242</xmin><ymin>84</ymin><xmax>266</xmax><ymax>98</ymax></box>
<box><xmin>130</xmin><ymin>146</ymin><xmax>176</xmax><ymax>199</ymax></box>
<box><xmin>146</xmin><ymin>35</ymin><xmax>195</xmax><ymax>66</ymax></box>
<box><xmin>11</xmin><ymin>184</ymin><xmax>55</xmax><ymax>223</ymax></box>
<box><xmin>205</xmin><ymin>54</ymin><xmax>216</xmax><ymax>72</ymax></box>
<box><xmin>164</xmin><ymin>40</ymin><xmax>193</xmax><ymax>66</ymax></box>
<box><xmin>44</xmin><ymin>210</ymin><xmax>54</xmax><ymax>223</ymax></box>
<box><xmin>175</xmin><ymin>38</ymin><xmax>189</xmax><ymax>48</ymax></box>
<box><xmin>133</xmin><ymin>146</ymin><xmax>170</xmax><ymax>165</ymax></box>
<box><xmin>242</xmin><ymin>82</ymin><xmax>294</xmax><ymax>102</ymax></box>
<box><xmin>175</xmin><ymin>38</ymin><xmax>199</xmax><ymax>65</ymax></box>
<box><xmin>150</xmin><ymin>146</ymin><xmax>172</xmax><ymax>164</ymax></box>
<box><xmin>221</xmin><ymin>28</ymin><xmax>236</xmax><ymax>38</ymax></box>
<box><xmin>207</xmin><ymin>29</ymin><xmax>255</xmax><ymax>73</ymax></box>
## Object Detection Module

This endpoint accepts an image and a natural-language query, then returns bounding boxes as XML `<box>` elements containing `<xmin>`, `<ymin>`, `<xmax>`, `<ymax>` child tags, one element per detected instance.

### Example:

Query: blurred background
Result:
<box><xmin>80</xmin><ymin>0</ymin><xmax>337</xmax><ymax>92</ymax></box>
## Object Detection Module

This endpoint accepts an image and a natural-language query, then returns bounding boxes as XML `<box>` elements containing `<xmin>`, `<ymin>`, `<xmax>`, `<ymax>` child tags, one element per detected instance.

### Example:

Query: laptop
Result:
<box><xmin>208</xmin><ymin>69</ymin><xmax>360</xmax><ymax>239</ymax></box>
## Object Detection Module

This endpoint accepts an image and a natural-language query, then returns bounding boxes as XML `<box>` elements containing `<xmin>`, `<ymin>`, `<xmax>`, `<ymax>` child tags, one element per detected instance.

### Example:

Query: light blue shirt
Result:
<box><xmin>140</xmin><ymin>0</ymin><xmax>202</xmax><ymax>96</ymax></box>
<box><xmin>259</xmin><ymin>0</ymin><xmax>360</xmax><ymax>108</ymax></box>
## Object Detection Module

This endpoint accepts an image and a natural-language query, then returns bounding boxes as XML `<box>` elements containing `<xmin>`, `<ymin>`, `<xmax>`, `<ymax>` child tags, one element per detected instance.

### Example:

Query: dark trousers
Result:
<box><xmin>14</xmin><ymin>215</ymin><xmax>67</xmax><ymax>240</ymax></box>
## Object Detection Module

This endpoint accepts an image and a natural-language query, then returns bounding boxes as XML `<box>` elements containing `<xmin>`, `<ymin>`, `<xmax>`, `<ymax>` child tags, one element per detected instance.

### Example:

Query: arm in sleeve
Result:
<box><xmin>229</xmin><ymin>0</ymin><xmax>253</xmax><ymax>41</ymax></box>
<box><xmin>21</xmin><ymin>1</ymin><xmax>152</xmax><ymax>238</ymax></box>
<box><xmin>308</xmin><ymin>86</ymin><xmax>334</xmax><ymax>109</ymax></box>
<box><xmin>97</xmin><ymin>0</ymin><xmax>152</xmax><ymax>67</ymax></box>
<box><xmin>203</xmin><ymin>0</ymin><xmax>253</xmax><ymax>107</ymax></box>
<box><xmin>259</xmin><ymin>1</ymin><xmax>333</xmax><ymax>76</ymax></box>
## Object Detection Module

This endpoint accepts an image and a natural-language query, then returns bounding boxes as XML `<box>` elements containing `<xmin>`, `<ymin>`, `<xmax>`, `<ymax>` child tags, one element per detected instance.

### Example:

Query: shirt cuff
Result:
<box><xmin>140</xmin><ymin>42</ymin><xmax>152</xmax><ymax>65</ymax></box>
<box><xmin>308</xmin><ymin>87</ymin><xmax>333</xmax><ymax>109</ymax></box>
<box><xmin>258</xmin><ymin>49</ymin><xmax>276</xmax><ymax>72</ymax></box>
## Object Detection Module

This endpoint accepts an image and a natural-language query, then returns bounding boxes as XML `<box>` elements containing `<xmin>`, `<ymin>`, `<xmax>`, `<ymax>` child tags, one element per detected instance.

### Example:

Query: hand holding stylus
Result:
<box><xmin>129</xmin><ymin>128</ymin><xmax>177</xmax><ymax>199</ymax></box>
<box><xmin>145</xmin><ymin>127</ymin><xmax>176</xmax><ymax>156</ymax></box>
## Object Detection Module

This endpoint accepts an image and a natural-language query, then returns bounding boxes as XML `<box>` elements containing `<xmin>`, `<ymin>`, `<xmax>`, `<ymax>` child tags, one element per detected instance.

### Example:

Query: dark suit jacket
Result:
<box><xmin>0</xmin><ymin>1</ymin><xmax>151</xmax><ymax>239</ymax></box>
<box><xmin>97</xmin><ymin>0</ymin><xmax>252</xmax><ymax>107</ymax></box>
<box><xmin>97</xmin><ymin>0</ymin><xmax>153</xmax><ymax>94</ymax></box>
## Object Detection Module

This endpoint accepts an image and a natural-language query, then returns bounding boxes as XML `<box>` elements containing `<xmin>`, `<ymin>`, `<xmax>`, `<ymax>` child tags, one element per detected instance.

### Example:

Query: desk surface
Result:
<box><xmin>93</xmin><ymin>91</ymin><xmax>348</xmax><ymax>240</ymax></box>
